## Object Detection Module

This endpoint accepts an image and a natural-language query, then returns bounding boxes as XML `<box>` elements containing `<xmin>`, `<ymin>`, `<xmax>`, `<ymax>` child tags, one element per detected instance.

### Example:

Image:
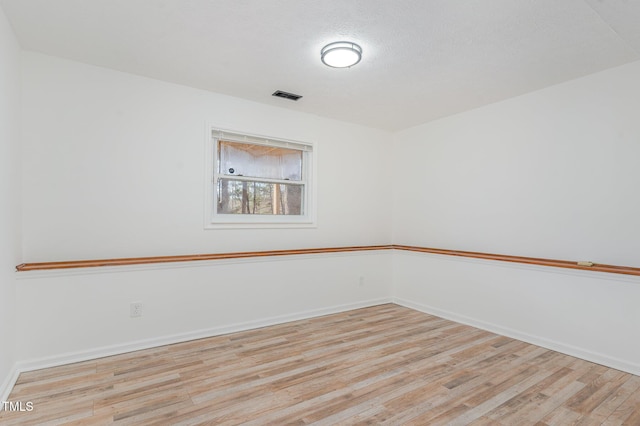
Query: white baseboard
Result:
<box><xmin>394</xmin><ymin>297</ymin><xmax>640</xmax><ymax>377</ymax></box>
<box><xmin>11</xmin><ymin>297</ymin><xmax>393</xmax><ymax>381</ymax></box>
<box><xmin>0</xmin><ymin>364</ymin><xmax>20</xmax><ymax>402</ymax></box>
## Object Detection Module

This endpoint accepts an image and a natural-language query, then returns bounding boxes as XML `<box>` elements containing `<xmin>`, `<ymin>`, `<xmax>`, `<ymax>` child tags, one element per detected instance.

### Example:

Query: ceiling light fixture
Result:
<box><xmin>321</xmin><ymin>41</ymin><xmax>362</xmax><ymax>68</ymax></box>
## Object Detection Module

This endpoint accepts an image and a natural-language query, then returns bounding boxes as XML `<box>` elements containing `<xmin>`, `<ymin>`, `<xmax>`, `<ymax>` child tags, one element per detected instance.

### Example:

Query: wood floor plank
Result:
<box><xmin>1</xmin><ymin>303</ymin><xmax>638</xmax><ymax>425</ymax></box>
<box><xmin>601</xmin><ymin>376</ymin><xmax>640</xmax><ymax>426</ymax></box>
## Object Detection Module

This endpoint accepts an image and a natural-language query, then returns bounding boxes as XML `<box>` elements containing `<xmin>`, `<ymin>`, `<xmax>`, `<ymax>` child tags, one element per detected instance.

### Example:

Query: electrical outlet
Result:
<box><xmin>130</xmin><ymin>302</ymin><xmax>143</xmax><ymax>318</ymax></box>
<box><xmin>359</xmin><ymin>276</ymin><xmax>365</xmax><ymax>287</ymax></box>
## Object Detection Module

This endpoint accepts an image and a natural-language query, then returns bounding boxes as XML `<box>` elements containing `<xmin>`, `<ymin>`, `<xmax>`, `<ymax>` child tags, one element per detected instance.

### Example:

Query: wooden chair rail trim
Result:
<box><xmin>393</xmin><ymin>245</ymin><xmax>640</xmax><ymax>277</ymax></box>
<box><xmin>15</xmin><ymin>244</ymin><xmax>640</xmax><ymax>277</ymax></box>
<box><xmin>15</xmin><ymin>245</ymin><xmax>394</xmax><ymax>271</ymax></box>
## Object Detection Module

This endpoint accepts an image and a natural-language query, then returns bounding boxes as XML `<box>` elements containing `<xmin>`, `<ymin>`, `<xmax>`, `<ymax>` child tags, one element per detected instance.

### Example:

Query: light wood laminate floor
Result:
<box><xmin>1</xmin><ymin>304</ymin><xmax>639</xmax><ymax>425</ymax></box>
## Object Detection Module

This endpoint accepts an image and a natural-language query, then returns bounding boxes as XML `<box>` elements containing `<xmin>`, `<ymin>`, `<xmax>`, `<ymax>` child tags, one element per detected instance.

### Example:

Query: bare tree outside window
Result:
<box><xmin>216</xmin><ymin>141</ymin><xmax>305</xmax><ymax>216</ymax></box>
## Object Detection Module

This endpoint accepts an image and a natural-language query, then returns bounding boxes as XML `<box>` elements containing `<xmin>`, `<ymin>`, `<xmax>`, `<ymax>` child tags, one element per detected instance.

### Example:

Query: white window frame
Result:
<box><xmin>204</xmin><ymin>127</ymin><xmax>316</xmax><ymax>229</ymax></box>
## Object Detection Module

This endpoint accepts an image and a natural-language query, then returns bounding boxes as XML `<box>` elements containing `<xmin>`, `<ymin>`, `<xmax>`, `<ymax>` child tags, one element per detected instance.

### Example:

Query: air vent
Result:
<box><xmin>272</xmin><ymin>90</ymin><xmax>303</xmax><ymax>101</ymax></box>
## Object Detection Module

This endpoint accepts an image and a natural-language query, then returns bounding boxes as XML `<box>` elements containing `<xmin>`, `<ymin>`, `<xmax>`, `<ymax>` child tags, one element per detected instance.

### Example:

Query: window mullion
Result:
<box><xmin>218</xmin><ymin>175</ymin><xmax>305</xmax><ymax>186</ymax></box>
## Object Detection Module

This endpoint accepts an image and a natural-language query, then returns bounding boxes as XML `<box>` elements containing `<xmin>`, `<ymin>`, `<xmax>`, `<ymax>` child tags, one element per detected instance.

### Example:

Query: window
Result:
<box><xmin>205</xmin><ymin>128</ymin><xmax>315</xmax><ymax>228</ymax></box>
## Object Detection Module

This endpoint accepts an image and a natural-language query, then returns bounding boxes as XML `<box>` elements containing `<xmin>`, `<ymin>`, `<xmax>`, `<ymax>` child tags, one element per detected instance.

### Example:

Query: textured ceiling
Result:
<box><xmin>2</xmin><ymin>0</ymin><xmax>640</xmax><ymax>131</ymax></box>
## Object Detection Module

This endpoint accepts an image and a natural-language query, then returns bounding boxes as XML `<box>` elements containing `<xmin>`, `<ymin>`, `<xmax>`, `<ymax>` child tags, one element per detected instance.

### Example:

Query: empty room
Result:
<box><xmin>1</xmin><ymin>0</ymin><xmax>639</xmax><ymax>424</ymax></box>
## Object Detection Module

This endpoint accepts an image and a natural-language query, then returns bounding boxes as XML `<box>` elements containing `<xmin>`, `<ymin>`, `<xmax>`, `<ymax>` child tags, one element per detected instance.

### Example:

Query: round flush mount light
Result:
<box><xmin>321</xmin><ymin>41</ymin><xmax>362</xmax><ymax>68</ymax></box>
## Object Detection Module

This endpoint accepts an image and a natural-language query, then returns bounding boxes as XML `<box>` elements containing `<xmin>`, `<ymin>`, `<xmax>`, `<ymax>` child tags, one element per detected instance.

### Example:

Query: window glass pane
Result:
<box><xmin>218</xmin><ymin>140</ymin><xmax>302</xmax><ymax>181</ymax></box>
<box><xmin>217</xmin><ymin>179</ymin><xmax>304</xmax><ymax>215</ymax></box>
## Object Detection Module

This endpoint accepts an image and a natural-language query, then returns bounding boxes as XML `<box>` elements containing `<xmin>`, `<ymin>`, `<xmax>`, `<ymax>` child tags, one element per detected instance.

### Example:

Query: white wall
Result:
<box><xmin>393</xmin><ymin>60</ymin><xmax>640</xmax><ymax>266</ymax></box>
<box><xmin>392</xmin><ymin>61</ymin><xmax>640</xmax><ymax>375</ymax></box>
<box><xmin>16</xmin><ymin>251</ymin><xmax>392</xmax><ymax>366</ymax></box>
<box><xmin>21</xmin><ymin>52</ymin><xmax>392</xmax><ymax>262</ymax></box>
<box><xmin>14</xmin><ymin>52</ymin><xmax>393</xmax><ymax>369</ymax></box>
<box><xmin>0</xmin><ymin>5</ymin><xmax>21</xmax><ymax>400</ymax></box>
<box><xmin>393</xmin><ymin>252</ymin><xmax>640</xmax><ymax>375</ymax></box>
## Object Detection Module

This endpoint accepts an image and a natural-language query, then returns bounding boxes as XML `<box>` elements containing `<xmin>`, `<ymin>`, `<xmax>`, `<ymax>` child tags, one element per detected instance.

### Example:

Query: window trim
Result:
<box><xmin>204</xmin><ymin>126</ymin><xmax>316</xmax><ymax>229</ymax></box>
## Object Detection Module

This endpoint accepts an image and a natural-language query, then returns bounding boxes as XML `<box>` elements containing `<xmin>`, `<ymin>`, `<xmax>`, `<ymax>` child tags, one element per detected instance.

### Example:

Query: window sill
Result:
<box><xmin>204</xmin><ymin>221</ymin><xmax>317</xmax><ymax>230</ymax></box>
